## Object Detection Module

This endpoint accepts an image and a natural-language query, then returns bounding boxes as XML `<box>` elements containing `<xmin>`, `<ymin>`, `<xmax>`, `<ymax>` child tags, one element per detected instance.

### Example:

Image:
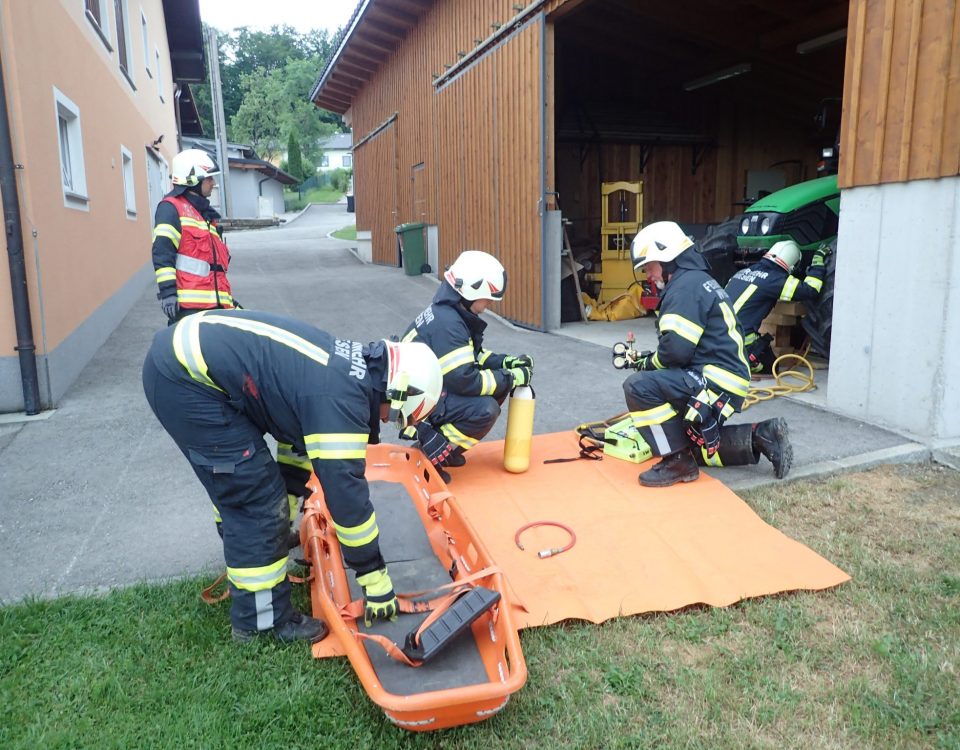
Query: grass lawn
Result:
<box><xmin>332</xmin><ymin>225</ymin><xmax>357</xmax><ymax>241</ymax></box>
<box><xmin>284</xmin><ymin>187</ymin><xmax>344</xmax><ymax>211</ymax></box>
<box><xmin>2</xmin><ymin>463</ymin><xmax>958</xmax><ymax>749</ymax></box>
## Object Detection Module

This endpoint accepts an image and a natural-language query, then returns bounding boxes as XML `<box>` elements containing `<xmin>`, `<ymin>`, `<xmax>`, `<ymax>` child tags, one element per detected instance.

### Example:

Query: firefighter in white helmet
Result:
<box><xmin>399</xmin><ymin>250</ymin><xmax>534</xmax><ymax>481</ymax></box>
<box><xmin>724</xmin><ymin>239</ymin><xmax>832</xmax><ymax>373</ymax></box>
<box><xmin>143</xmin><ymin>309</ymin><xmax>442</xmax><ymax>641</ymax></box>
<box><xmin>623</xmin><ymin>221</ymin><xmax>792</xmax><ymax>487</ymax></box>
<box><xmin>152</xmin><ymin>149</ymin><xmax>237</xmax><ymax>324</ymax></box>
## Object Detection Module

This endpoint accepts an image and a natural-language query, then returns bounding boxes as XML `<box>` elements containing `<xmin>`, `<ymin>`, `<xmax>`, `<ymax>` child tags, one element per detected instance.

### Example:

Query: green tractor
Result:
<box><xmin>700</xmin><ymin>173</ymin><xmax>841</xmax><ymax>359</ymax></box>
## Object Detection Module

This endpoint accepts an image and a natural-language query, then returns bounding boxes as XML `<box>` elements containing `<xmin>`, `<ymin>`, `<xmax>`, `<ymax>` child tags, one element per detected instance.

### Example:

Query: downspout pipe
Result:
<box><xmin>0</xmin><ymin>49</ymin><xmax>40</xmax><ymax>415</ymax></box>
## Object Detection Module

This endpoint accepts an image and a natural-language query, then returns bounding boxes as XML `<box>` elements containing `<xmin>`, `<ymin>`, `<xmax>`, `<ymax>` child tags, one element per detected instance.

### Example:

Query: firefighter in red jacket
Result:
<box><xmin>142</xmin><ymin>309</ymin><xmax>443</xmax><ymax>642</ymax></box>
<box><xmin>623</xmin><ymin>222</ymin><xmax>792</xmax><ymax>487</ymax></box>
<box><xmin>152</xmin><ymin>149</ymin><xmax>235</xmax><ymax>324</ymax></box>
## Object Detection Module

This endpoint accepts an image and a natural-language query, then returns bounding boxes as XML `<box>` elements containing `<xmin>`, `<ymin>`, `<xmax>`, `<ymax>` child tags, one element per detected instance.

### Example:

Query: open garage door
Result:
<box><xmin>549</xmin><ymin>0</ymin><xmax>848</xmax><ymax>305</ymax></box>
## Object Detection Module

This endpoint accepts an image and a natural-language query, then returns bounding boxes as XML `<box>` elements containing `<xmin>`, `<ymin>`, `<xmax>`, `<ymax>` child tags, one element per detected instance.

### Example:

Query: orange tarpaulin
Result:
<box><xmin>450</xmin><ymin>432</ymin><xmax>849</xmax><ymax>628</ymax></box>
<box><xmin>311</xmin><ymin>431</ymin><xmax>849</xmax><ymax>656</ymax></box>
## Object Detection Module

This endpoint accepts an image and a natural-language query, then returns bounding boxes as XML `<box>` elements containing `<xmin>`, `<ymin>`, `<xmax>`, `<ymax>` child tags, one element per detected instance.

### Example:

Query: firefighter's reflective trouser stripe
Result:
<box><xmin>691</xmin><ymin>423</ymin><xmax>759</xmax><ymax>468</ymax></box>
<box><xmin>427</xmin><ymin>391</ymin><xmax>504</xmax><ymax>453</ymax></box>
<box><xmin>142</xmin><ymin>351</ymin><xmax>293</xmax><ymax>633</ymax></box>
<box><xmin>623</xmin><ymin>369</ymin><xmax>754</xmax><ymax>465</ymax></box>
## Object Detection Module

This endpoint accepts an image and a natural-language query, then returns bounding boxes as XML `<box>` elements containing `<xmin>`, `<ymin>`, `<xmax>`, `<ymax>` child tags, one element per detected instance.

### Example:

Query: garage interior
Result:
<box><xmin>551</xmin><ymin>0</ymin><xmax>848</xmax><ymax>314</ymax></box>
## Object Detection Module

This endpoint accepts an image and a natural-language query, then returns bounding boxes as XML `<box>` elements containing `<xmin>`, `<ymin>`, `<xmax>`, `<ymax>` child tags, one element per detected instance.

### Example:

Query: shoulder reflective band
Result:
<box><xmin>175</xmin><ymin>254</ymin><xmax>212</xmax><ymax>276</ymax></box>
<box><xmin>200</xmin><ymin>314</ymin><xmax>329</xmax><ymax>366</ymax></box>
<box><xmin>172</xmin><ymin>314</ymin><xmax>224</xmax><ymax>392</ymax></box>
<box><xmin>658</xmin><ymin>313</ymin><xmax>704</xmax><ymax>345</ymax></box>
<box><xmin>303</xmin><ymin>432</ymin><xmax>368</xmax><ymax>460</ymax></box>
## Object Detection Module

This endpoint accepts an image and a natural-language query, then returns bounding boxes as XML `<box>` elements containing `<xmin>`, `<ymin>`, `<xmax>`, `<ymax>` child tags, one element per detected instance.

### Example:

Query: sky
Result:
<box><xmin>197</xmin><ymin>0</ymin><xmax>358</xmax><ymax>35</ymax></box>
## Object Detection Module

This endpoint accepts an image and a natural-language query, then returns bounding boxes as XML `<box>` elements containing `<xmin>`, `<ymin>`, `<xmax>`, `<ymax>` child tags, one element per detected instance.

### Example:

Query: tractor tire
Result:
<box><xmin>698</xmin><ymin>218</ymin><xmax>742</xmax><ymax>286</ymax></box>
<box><xmin>800</xmin><ymin>239</ymin><xmax>837</xmax><ymax>359</ymax></box>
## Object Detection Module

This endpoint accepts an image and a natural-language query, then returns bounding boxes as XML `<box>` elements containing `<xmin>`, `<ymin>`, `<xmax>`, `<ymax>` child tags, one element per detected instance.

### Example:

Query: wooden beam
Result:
<box><xmin>759</xmin><ymin>3</ymin><xmax>849</xmax><ymax>50</ymax></box>
<box><xmin>371</xmin><ymin>4</ymin><xmax>417</xmax><ymax>28</ymax></box>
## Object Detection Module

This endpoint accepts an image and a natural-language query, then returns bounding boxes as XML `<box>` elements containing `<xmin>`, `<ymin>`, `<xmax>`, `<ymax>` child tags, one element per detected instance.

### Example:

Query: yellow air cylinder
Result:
<box><xmin>503</xmin><ymin>385</ymin><xmax>536</xmax><ymax>473</ymax></box>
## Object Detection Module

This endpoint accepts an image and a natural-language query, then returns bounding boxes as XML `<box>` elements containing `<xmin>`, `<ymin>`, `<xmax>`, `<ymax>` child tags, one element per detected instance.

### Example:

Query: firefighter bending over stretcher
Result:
<box><xmin>400</xmin><ymin>250</ymin><xmax>534</xmax><ymax>482</ymax></box>
<box><xmin>621</xmin><ymin>222</ymin><xmax>793</xmax><ymax>488</ymax></box>
<box><xmin>143</xmin><ymin>309</ymin><xmax>442</xmax><ymax>642</ymax></box>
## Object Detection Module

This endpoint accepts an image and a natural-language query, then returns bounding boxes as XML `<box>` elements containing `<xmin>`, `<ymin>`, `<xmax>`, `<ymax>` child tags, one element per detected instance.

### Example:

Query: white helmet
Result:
<box><xmin>764</xmin><ymin>240</ymin><xmax>802</xmax><ymax>272</ymax></box>
<box><xmin>444</xmin><ymin>250</ymin><xmax>506</xmax><ymax>302</ymax></box>
<box><xmin>383</xmin><ymin>340</ymin><xmax>443</xmax><ymax>430</ymax></box>
<box><xmin>171</xmin><ymin>149</ymin><xmax>220</xmax><ymax>187</ymax></box>
<box><xmin>630</xmin><ymin>221</ymin><xmax>694</xmax><ymax>268</ymax></box>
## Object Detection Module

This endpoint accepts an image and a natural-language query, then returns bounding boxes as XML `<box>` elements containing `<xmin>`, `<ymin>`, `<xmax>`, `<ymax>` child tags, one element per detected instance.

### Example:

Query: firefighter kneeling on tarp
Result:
<box><xmin>621</xmin><ymin>221</ymin><xmax>793</xmax><ymax>488</ymax></box>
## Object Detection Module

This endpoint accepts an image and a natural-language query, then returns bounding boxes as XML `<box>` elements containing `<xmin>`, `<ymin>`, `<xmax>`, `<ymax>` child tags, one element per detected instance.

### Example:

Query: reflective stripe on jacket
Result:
<box><xmin>725</xmin><ymin>257</ymin><xmax>824</xmax><ymax>334</ymax></box>
<box><xmin>651</xmin><ymin>268</ymin><xmax>751</xmax><ymax>398</ymax></box>
<box><xmin>152</xmin><ymin>194</ymin><xmax>234</xmax><ymax>310</ymax></box>
<box><xmin>401</xmin><ymin>282</ymin><xmax>512</xmax><ymax>398</ymax></box>
<box><xmin>153</xmin><ymin>309</ymin><xmax>385</xmax><ymax>573</ymax></box>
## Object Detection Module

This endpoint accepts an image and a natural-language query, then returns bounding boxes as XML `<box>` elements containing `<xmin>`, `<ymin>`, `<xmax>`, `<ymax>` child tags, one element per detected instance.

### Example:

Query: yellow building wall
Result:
<box><xmin>0</xmin><ymin>0</ymin><xmax>177</xmax><ymax>368</ymax></box>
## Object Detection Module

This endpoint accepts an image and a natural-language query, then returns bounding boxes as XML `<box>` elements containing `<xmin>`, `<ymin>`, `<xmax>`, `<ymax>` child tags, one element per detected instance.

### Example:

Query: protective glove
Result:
<box><xmin>683</xmin><ymin>392</ymin><xmax>727</xmax><ymax>457</ymax></box>
<box><xmin>416</xmin><ymin>423</ymin><xmax>454</xmax><ymax>466</ymax></box>
<box><xmin>505</xmin><ymin>365</ymin><xmax>532</xmax><ymax>388</ymax></box>
<box><xmin>686</xmin><ymin>417</ymin><xmax>721</xmax><ymax>457</ymax></box>
<box><xmin>160</xmin><ymin>295</ymin><xmax>179</xmax><ymax>320</ymax></box>
<box><xmin>809</xmin><ymin>244</ymin><xmax>832</xmax><ymax>268</ymax></box>
<box><xmin>357</xmin><ymin>567</ymin><xmax>399</xmax><ymax>626</ymax></box>
<box><xmin>634</xmin><ymin>352</ymin><xmax>656</xmax><ymax>371</ymax></box>
<box><xmin>503</xmin><ymin>354</ymin><xmax>534</xmax><ymax>370</ymax></box>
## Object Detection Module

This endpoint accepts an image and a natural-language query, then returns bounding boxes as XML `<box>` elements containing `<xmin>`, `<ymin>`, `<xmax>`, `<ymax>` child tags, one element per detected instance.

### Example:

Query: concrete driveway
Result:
<box><xmin>0</xmin><ymin>203</ymin><xmax>938</xmax><ymax>604</ymax></box>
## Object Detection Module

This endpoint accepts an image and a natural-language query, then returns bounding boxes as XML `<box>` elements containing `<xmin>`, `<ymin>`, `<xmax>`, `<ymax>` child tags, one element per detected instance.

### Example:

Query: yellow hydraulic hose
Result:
<box><xmin>742</xmin><ymin>348</ymin><xmax>818</xmax><ymax>409</ymax></box>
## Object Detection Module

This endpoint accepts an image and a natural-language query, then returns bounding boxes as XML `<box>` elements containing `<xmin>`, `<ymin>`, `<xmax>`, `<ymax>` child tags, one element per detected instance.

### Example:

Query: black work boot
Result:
<box><xmin>443</xmin><ymin>449</ymin><xmax>466</xmax><ymax>468</ymax></box>
<box><xmin>233</xmin><ymin>611</ymin><xmax>329</xmax><ymax>644</ymax></box>
<box><xmin>638</xmin><ymin>450</ymin><xmax>700</xmax><ymax>488</ymax></box>
<box><xmin>753</xmin><ymin>418</ymin><xmax>793</xmax><ymax>479</ymax></box>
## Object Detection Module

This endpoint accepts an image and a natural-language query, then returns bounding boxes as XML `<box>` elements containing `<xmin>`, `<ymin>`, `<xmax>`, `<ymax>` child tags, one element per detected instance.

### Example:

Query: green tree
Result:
<box><xmin>196</xmin><ymin>25</ymin><xmax>346</xmax><ymax>145</ymax></box>
<box><xmin>286</xmin><ymin>132</ymin><xmax>304</xmax><ymax>182</ymax></box>
<box><xmin>231</xmin><ymin>67</ymin><xmax>286</xmax><ymax>159</ymax></box>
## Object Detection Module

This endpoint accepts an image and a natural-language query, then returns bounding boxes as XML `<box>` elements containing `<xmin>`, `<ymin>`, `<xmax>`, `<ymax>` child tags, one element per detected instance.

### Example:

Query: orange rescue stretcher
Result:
<box><xmin>300</xmin><ymin>443</ymin><xmax>527</xmax><ymax>732</ymax></box>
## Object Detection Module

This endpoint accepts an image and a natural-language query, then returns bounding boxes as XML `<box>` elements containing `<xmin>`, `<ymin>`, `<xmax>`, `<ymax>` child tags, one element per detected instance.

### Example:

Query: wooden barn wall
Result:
<box><xmin>349</xmin><ymin>1</ymin><xmax>547</xmax><ymax>327</ymax></box>
<box><xmin>841</xmin><ymin>0</ymin><xmax>960</xmax><ymax>187</ymax></box>
<box><xmin>555</xmin><ymin>103</ymin><xmax>817</xmax><ymax>246</ymax></box>
<box><xmin>352</xmin><ymin>121</ymin><xmax>399</xmax><ymax>267</ymax></box>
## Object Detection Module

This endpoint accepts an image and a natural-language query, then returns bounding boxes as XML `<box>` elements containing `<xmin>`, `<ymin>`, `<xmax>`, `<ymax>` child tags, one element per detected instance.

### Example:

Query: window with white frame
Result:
<box><xmin>115</xmin><ymin>0</ymin><xmax>134</xmax><ymax>87</ymax></box>
<box><xmin>320</xmin><ymin>155</ymin><xmax>329</xmax><ymax>167</ymax></box>
<box><xmin>54</xmin><ymin>88</ymin><xmax>88</xmax><ymax>209</ymax></box>
<box><xmin>84</xmin><ymin>0</ymin><xmax>113</xmax><ymax>49</ymax></box>
<box><xmin>141</xmin><ymin>8</ymin><xmax>152</xmax><ymax>77</ymax></box>
<box><xmin>155</xmin><ymin>47</ymin><xmax>163</xmax><ymax>101</ymax></box>
<box><xmin>342</xmin><ymin>154</ymin><xmax>352</xmax><ymax>168</ymax></box>
<box><xmin>121</xmin><ymin>146</ymin><xmax>136</xmax><ymax>217</ymax></box>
